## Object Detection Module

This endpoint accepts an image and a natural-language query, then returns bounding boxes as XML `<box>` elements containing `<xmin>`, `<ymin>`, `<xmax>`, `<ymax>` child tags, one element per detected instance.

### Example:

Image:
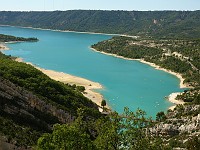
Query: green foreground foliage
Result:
<box><xmin>37</xmin><ymin>108</ymin><xmax>200</xmax><ymax>150</ymax></box>
<box><xmin>37</xmin><ymin>108</ymin><xmax>164</xmax><ymax>150</ymax></box>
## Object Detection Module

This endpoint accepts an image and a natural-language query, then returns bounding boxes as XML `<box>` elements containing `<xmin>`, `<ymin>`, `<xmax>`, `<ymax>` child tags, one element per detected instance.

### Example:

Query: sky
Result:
<box><xmin>0</xmin><ymin>0</ymin><xmax>199</xmax><ymax>11</ymax></box>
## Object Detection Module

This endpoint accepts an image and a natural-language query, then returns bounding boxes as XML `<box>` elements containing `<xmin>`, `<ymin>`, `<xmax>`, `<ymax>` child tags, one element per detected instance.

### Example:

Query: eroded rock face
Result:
<box><xmin>0</xmin><ymin>76</ymin><xmax>75</xmax><ymax>127</ymax></box>
<box><xmin>150</xmin><ymin>104</ymin><xmax>200</xmax><ymax>138</ymax></box>
<box><xmin>179</xmin><ymin>123</ymin><xmax>196</xmax><ymax>133</ymax></box>
<box><xmin>0</xmin><ymin>76</ymin><xmax>78</xmax><ymax>148</ymax></box>
<box><xmin>150</xmin><ymin>123</ymin><xmax>179</xmax><ymax>136</ymax></box>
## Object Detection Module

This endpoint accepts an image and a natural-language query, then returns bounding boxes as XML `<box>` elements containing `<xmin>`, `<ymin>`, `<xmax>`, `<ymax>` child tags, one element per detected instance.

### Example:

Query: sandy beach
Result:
<box><xmin>0</xmin><ymin>40</ymin><xmax>31</xmax><ymax>51</ymax></box>
<box><xmin>167</xmin><ymin>92</ymin><xmax>185</xmax><ymax>110</ymax></box>
<box><xmin>0</xmin><ymin>43</ymin><xmax>9</xmax><ymax>50</ymax></box>
<box><xmin>15</xmin><ymin>58</ymin><xmax>107</xmax><ymax>110</ymax></box>
<box><xmin>39</xmin><ymin>68</ymin><xmax>105</xmax><ymax>108</ymax></box>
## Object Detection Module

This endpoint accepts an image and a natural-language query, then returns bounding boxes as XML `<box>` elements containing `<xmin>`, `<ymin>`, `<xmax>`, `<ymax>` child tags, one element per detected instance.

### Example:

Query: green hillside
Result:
<box><xmin>0</xmin><ymin>10</ymin><xmax>200</xmax><ymax>38</ymax></box>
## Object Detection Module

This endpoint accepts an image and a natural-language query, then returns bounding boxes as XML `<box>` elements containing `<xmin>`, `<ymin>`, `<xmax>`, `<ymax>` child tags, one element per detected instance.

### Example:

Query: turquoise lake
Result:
<box><xmin>0</xmin><ymin>26</ymin><xmax>184</xmax><ymax>118</ymax></box>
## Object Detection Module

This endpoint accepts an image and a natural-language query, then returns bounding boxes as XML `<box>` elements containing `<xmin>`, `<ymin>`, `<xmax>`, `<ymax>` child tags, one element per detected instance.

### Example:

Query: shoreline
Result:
<box><xmin>167</xmin><ymin>92</ymin><xmax>185</xmax><ymax>110</ymax></box>
<box><xmin>1</xmin><ymin>41</ymin><xmax>37</xmax><ymax>51</ymax></box>
<box><xmin>0</xmin><ymin>43</ymin><xmax>9</xmax><ymax>50</ymax></box>
<box><xmin>15</xmin><ymin>58</ymin><xmax>108</xmax><ymax>111</ymax></box>
<box><xmin>0</xmin><ymin>24</ymin><xmax>138</xmax><ymax>38</ymax></box>
<box><xmin>1</xmin><ymin>25</ymin><xmax>187</xmax><ymax>111</ymax></box>
<box><xmin>90</xmin><ymin>47</ymin><xmax>189</xmax><ymax>110</ymax></box>
<box><xmin>90</xmin><ymin>48</ymin><xmax>189</xmax><ymax>89</ymax></box>
<box><xmin>1</xmin><ymin>25</ymin><xmax>187</xmax><ymax>88</ymax></box>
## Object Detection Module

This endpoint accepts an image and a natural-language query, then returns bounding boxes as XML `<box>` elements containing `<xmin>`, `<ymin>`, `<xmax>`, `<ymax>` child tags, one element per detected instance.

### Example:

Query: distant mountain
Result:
<box><xmin>0</xmin><ymin>10</ymin><xmax>200</xmax><ymax>38</ymax></box>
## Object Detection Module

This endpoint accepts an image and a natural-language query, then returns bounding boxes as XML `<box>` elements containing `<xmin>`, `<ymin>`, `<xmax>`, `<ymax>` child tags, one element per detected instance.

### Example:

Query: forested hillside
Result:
<box><xmin>0</xmin><ymin>51</ymin><xmax>101</xmax><ymax>148</ymax></box>
<box><xmin>0</xmin><ymin>10</ymin><xmax>200</xmax><ymax>38</ymax></box>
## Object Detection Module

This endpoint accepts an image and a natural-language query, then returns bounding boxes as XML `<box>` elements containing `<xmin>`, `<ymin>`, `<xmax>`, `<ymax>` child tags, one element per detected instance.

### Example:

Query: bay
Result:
<box><xmin>0</xmin><ymin>26</ymin><xmax>184</xmax><ymax>118</ymax></box>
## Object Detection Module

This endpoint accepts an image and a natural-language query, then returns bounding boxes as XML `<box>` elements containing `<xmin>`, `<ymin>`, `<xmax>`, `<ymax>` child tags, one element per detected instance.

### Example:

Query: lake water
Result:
<box><xmin>0</xmin><ymin>26</ymin><xmax>184</xmax><ymax>118</ymax></box>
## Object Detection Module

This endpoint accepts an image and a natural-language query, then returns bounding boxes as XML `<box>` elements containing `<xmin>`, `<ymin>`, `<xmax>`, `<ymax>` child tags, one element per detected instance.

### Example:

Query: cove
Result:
<box><xmin>0</xmin><ymin>26</ymin><xmax>184</xmax><ymax>118</ymax></box>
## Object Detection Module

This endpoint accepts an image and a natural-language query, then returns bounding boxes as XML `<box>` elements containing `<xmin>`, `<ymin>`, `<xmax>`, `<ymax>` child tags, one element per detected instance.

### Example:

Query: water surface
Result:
<box><xmin>0</xmin><ymin>26</ymin><xmax>184</xmax><ymax>118</ymax></box>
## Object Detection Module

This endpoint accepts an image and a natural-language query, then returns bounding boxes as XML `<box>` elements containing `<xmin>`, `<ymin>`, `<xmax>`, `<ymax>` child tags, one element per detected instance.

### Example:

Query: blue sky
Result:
<box><xmin>0</xmin><ymin>0</ymin><xmax>199</xmax><ymax>11</ymax></box>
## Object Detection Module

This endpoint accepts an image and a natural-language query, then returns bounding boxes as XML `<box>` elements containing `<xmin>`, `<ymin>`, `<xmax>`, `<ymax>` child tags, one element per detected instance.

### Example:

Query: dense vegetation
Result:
<box><xmin>37</xmin><ymin>108</ymin><xmax>164</xmax><ymax>150</ymax></box>
<box><xmin>0</xmin><ymin>116</ymin><xmax>41</xmax><ymax>147</ymax></box>
<box><xmin>1</xmin><ymin>10</ymin><xmax>200</xmax><ymax>38</ymax></box>
<box><xmin>0</xmin><ymin>34</ymin><xmax>38</xmax><ymax>42</ymax></box>
<box><xmin>0</xmin><ymin>51</ymin><xmax>101</xmax><ymax>148</ymax></box>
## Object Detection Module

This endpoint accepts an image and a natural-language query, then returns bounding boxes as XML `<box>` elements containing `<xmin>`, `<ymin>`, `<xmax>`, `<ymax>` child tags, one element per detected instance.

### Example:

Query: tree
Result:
<box><xmin>77</xmin><ymin>86</ymin><xmax>85</xmax><ymax>92</ymax></box>
<box><xmin>101</xmin><ymin>99</ymin><xmax>106</xmax><ymax>111</ymax></box>
<box><xmin>156</xmin><ymin>111</ymin><xmax>166</xmax><ymax>122</ymax></box>
<box><xmin>37</xmin><ymin>108</ymin><xmax>165</xmax><ymax>150</ymax></box>
<box><xmin>94</xmin><ymin>111</ymin><xmax>124</xmax><ymax>150</ymax></box>
<box><xmin>37</xmin><ymin>108</ymin><xmax>95</xmax><ymax>150</ymax></box>
<box><xmin>119</xmin><ymin>107</ymin><xmax>156</xmax><ymax>150</ymax></box>
<box><xmin>95</xmin><ymin>107</ymin><xmax>160</xmax><ymax>150</ymax></box>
